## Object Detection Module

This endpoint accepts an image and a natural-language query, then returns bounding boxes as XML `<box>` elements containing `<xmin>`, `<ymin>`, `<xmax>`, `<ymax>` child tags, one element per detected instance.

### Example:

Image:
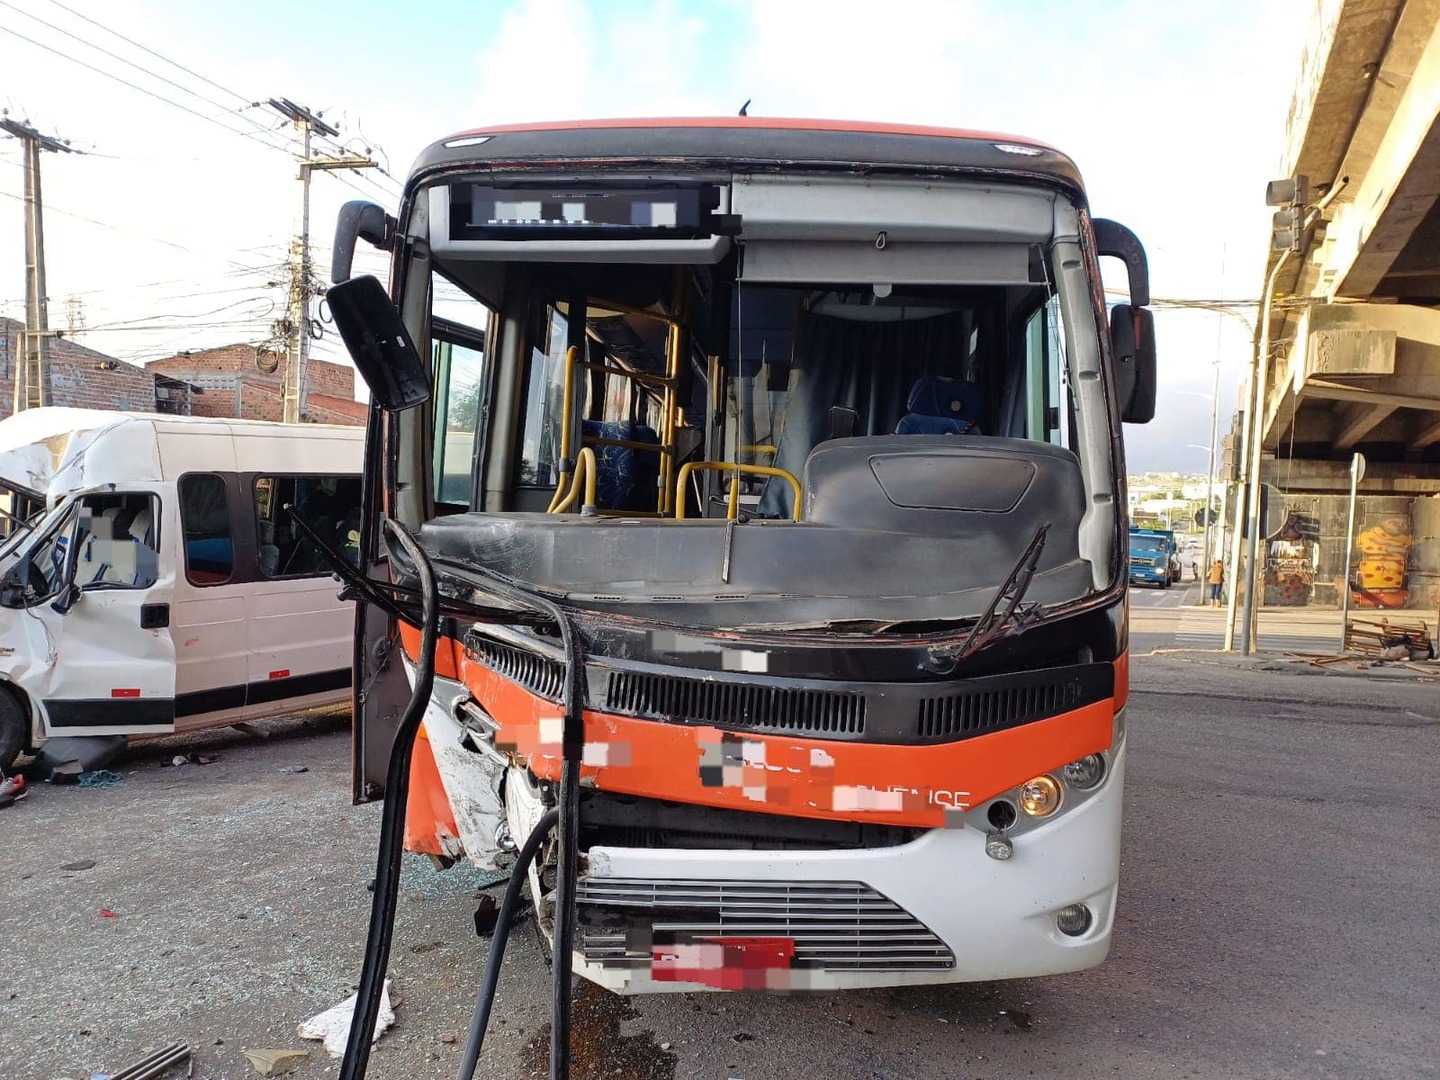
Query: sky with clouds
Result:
<box><xmin>0</xmin><ymin>0</ymin><xmax>1306</xmax><ymax>471</ymax></box>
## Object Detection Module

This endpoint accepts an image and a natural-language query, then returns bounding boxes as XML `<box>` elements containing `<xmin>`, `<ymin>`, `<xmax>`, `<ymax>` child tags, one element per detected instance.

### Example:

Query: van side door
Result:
<box><xmin>243</xmin><ymin>472</ymin><xmax>361</xmax><ymax>718</ymax></box>
<box><xmin>170</xmin><ymin>471</ymin><xmax>251</xmax><ymax>729</ymax></box>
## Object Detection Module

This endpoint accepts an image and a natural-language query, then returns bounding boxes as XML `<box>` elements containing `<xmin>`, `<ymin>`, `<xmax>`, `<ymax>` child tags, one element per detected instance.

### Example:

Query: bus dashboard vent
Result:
<box><xmin>465</xmin><ymin>634</ymin><xmax>565</xmax><ymax>702</ymax></box>
<box><xmin>606</xmin><ymin>671</ymin><xmax>866</xmax><ymax>736</ymax></box>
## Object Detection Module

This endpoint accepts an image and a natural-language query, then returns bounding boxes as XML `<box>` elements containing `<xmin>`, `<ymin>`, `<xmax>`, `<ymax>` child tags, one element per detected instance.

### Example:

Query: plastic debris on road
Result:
<box><xmin>297</xmin><ymin>979</ymin><xmax>395</xmax><ymax>1056</ymax></box>
<box><xmin>78</xmin><ymin>770</ymin><xmax>123</xmax><ymax>788</ymax></box>
<box><xmin>242</xmin><ymin>1048</ymin><xmax>309</xmax><ymax>1076</ymax></box>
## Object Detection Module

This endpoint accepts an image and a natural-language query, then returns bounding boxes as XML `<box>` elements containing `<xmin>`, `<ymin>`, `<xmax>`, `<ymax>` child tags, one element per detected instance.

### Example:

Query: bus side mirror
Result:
<box><xmin>328</xmin><ymin>275</ymin><xmax>431</xmax><ymax>413</ymax></box>
<box><xmin>332</xmin><ymin>200</ymin><xmax>396</xmax><ymax>285</ymax></box>
<box><xmin>1111</xmin><ymin>303</ymin><xmax>1156</xmax><ymax>424</ymax></box>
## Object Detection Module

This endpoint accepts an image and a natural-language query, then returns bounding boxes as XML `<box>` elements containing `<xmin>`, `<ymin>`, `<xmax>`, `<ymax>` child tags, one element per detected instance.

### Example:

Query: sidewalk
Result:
<box><xmin>1146</xmin><ymin>646</ymin><xmax>1440</xmax><ymax>680</ymax></box>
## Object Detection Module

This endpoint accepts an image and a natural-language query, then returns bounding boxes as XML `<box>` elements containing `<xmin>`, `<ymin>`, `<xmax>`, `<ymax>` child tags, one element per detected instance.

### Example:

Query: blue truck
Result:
<box><xmin>1129</xmin><ymin>527</ymin><xmax>1181</xmax><ymax>588</ymax></box>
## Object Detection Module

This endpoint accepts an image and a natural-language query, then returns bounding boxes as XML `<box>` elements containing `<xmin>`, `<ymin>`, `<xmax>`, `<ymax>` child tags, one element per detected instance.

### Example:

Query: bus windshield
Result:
<box><xmin>406</xmin><ymin>175</ymin><xmax>1117</xmax><ymax>632</ymax></box>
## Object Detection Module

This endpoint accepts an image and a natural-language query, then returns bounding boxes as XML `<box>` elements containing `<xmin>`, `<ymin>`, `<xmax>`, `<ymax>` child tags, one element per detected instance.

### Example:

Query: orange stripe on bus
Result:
<box><xmin>398</xmin><ymin>622</ymin><xmax>461</xmax><ymax>680</ymax></box>
<box><xmin>456</xmin><ymin>645</ymin><xmax>1114</xmax><ymax>830</ymax></box>
<box><xmin>1114</xmin><ymin>650</ymin><xmax>1129</xmax><ymax>711</ymax></box>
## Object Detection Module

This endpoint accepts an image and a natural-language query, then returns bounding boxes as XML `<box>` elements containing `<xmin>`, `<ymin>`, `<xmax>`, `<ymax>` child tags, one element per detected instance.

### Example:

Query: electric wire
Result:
<box><xmin>0</xmin><ymin>0</ymin><xmax>289</xmax><ymax>152</ymax></box>
<box><xmin>45</xmin><ymin>0</ymin><xmax>254</xmax><ymax>107</ymax></box>
<box><xmin>0</xmin><ymin>25</ymin><xmax>292</xmax><ymax>156</ymax></box>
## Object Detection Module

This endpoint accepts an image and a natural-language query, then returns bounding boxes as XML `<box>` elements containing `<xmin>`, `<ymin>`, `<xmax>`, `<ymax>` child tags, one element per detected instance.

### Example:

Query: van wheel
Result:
<box><xmin>0</xmin><ymin>685</ymin><xmax>26</xmax><ymax>771</ymax></box>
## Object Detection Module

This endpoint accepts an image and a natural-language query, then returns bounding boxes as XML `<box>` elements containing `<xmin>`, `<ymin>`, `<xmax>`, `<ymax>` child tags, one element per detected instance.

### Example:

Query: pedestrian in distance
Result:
<box><xmin>1191</xmin><ymin>558</ymin><xmax>1200</xmax><ymax>582</ymax></box>
<box><xmin>1207</xmin><ymin>559</ymin><xmax>1224</xmax><ymax>607</ymax></box>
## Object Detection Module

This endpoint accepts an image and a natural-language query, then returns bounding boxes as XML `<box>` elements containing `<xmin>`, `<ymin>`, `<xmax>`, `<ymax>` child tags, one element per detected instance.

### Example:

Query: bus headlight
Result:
<box><xmin>1061</xmin><ymin>754</ymin><xmax>1106</xmax><ymax>791</ymax></box>
<box><xmin>1019</xmin><ymin>775</ymin><xmax>1062</xmax><ymax>817</ymax></box>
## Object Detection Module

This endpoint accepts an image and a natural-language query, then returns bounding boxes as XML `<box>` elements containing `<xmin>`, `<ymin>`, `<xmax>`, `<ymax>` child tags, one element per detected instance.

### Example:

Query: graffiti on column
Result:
<box><xmin>1351</xmin><ymin>513</ymin><xmax>1412</xmax><ymax>609</ymax></box>
<box><xmin>1265</xmin><ymin>511</ymin><xmax>1320</xmax><ymax>606</ymax></box>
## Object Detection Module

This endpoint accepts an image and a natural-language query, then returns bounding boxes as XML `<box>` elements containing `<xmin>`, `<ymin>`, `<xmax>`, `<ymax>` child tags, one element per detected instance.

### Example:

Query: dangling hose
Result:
<box><xmin>337</xmin><ymin>518</ymin><xmax>587</xmax><ymax>1080</ymax></box>
<box><xmin>338</xmin><ymin>519</ymin><xmax>439</xmax><ymax>1080</ymax></box>
<box><xmin>453</xmin><ymin>808</ymin><xmax>558</xmax><ymax>1079</ymax></box>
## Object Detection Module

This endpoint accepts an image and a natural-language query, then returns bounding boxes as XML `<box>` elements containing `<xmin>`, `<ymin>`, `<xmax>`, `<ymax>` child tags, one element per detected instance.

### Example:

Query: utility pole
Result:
<box><xmin>265</xmin><ymin>99</ymin><xmax>376</xmax><ymax>424</ymax></box>
<box><xmin>1</xmin><ymin>117</ymin><xmax>75</xmax><ymax>415</ymax></box>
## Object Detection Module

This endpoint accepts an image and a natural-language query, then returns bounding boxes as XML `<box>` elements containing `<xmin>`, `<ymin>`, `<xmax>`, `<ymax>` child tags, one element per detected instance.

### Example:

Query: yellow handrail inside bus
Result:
<box><xmin>550</xmin><ymin>446</ymin><xmax>597</xmax><ymax>514</ymax></box>
<box><xmin>675</xmin><ymin>461</ymin><xmax>802</xmax><ymax>522</ymax></box>
<box><xmin>545</xmin><ymin>345</ymin><xmax>581</xmax><ymax>513</ymax></box>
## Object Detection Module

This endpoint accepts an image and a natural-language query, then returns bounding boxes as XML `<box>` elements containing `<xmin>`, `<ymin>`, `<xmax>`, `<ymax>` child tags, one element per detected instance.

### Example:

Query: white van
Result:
<box><xmin>0</xmin><ymin>408</ymin><xmax>365</xmax><ymax>769</ymax></box>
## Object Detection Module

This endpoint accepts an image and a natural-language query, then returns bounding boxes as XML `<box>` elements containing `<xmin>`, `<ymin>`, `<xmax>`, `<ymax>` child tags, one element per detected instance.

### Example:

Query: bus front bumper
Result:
<box><xmin>571</xmin><ymin>740</ymin><xmax>1126</xmax><ymax>993</ymax></box>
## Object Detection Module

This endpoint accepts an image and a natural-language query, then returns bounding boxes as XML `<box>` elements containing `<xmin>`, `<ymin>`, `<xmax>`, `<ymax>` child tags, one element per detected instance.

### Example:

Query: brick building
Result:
<box><xmin>145</xmin><ymin>344</ymin><xmax>366</xmax><ymax>426</ymax></box>
<box><xmin>0</xmin><ymin>317</ymin><xmax>194</xmax><ymax>419</ymax></box>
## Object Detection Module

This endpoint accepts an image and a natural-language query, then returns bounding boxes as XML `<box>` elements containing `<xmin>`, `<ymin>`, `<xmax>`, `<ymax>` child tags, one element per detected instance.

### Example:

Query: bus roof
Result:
<box><xmin>411</xmin><ymin>117</ymin><xmax>1085</xmax><ymax>196</ymax></box>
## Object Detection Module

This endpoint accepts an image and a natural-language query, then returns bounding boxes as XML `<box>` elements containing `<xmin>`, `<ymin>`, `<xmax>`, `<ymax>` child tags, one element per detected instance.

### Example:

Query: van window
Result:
<box><xmin>18</xmin><ymin>509</ymin><xmax>75</xmax><ymax>602</ymax></box>
<box><xmin>179</xmin><ymin>474</ymin><xmax>234</xmax><ymax>585</ymax></box>
<box><xmin>253</xmin><ymin>475</ymin><xmax>364</xmax><ymax>577</ymax></box>
<box><xmin>74</xmin><ymin>492</ymin><xmax>160</xmax><ymax>589</ymax></box>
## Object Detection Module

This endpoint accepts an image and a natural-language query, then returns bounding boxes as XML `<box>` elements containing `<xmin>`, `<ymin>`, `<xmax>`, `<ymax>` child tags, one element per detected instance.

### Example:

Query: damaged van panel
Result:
<box><xmin>0</xmin><ymin>409</ymin><xmax>364</xmax><ymax>770</ymax></box>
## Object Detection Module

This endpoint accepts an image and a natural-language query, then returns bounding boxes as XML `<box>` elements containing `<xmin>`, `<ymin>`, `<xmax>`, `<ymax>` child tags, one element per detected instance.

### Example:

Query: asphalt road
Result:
<box><xmin>2</xmin><ymin>656</ymin><xmax>1438</xmax><ymax>1079</ymax></box>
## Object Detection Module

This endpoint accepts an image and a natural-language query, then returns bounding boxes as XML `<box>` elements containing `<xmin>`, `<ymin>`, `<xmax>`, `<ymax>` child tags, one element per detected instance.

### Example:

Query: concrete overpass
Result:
<box><xmin>1260</xmin><ymin>0</ymin><xmax>1440</xmax><ymax>467</ymax></box>
<box><xmin>1236</xmin><ymin>0</ymin><xmax>1440</xmax><ymax>614</ymax></box>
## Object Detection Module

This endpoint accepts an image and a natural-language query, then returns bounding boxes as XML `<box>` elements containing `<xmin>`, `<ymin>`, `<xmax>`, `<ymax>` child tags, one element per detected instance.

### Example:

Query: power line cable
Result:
<box><xmin>0</xmin><ymin>24</ymin><xmax>291</xmax><ymax>156</ymax></box>
<box><xmin>0</xmin><ymin>0</ymin><xmax>281</xmax><ymax>140</ymax></box>
<box><xmin>45</xmin><ymin>0</ymin><xmax>254</xmax><ymax>108</ymax></box>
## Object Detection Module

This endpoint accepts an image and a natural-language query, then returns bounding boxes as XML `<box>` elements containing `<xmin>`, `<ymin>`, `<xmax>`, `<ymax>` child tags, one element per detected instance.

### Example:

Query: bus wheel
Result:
<box><xmin>0</xmin><ymin>685</ymin><xmax>26</xmax><ymax>771</ymax></box>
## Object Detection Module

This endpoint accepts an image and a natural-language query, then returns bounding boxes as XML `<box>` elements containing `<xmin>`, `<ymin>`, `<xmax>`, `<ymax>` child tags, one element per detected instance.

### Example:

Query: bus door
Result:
<box><xmin>13</xmin><ymin>490</ymin><xmax>178</xmax><ymax>738</ymax></box>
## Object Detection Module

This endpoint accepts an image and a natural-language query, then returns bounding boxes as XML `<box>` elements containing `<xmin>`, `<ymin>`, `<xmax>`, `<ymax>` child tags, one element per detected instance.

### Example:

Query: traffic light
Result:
<box><xmin>1267</xmin><ymin>175</ymin><xmax>1310</xmax><ymax>253</ymax></box>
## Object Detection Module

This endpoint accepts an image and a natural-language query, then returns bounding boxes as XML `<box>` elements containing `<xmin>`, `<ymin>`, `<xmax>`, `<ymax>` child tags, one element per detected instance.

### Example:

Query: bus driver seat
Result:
<box><xmin>894</xmin><ymin>376</ymin><xmax>983</xmax><ymax>435</ymax></box>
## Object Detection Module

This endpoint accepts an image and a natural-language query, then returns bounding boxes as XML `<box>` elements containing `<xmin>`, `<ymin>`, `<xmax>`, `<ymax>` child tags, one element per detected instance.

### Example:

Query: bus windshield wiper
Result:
<box><xmin>931</xmin><ymin>522</ymin><xmax>1050</xmax><ymax>669</ymax></box>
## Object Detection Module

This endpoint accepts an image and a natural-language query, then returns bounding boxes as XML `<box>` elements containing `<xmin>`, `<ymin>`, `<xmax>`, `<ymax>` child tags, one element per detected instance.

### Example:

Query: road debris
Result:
<box><xmin>1343</xmin><ymin>615</ymin><xmax>1433</xmax><ymax>660</ymax></box>
<box><xmin>162</xmin><ymin>753</ymin><xmax>220</xmax><ymax>768</ymax></box>
<box><xmin>241</xmin><ymin>1049</ymin><xmax>309</xmax><ymax>1076</ymax></box>
<box><xmin>297</xmin><ymin>979</ymin><xmax>395</xmax><ymax>1056</ymax></box>
<box><xmin>277</xmin><ymin>765</ymin><xmax>309</xmax><ymax>775</ymax></box>
<box><xmin>78</xmin><ymin>770</ymin><xmax>123</xmax><ymax>788</ymax></box>
<box><xmin>32</xmin><ymin>736</ymin><xmax>125</xmax><ymax>781</ymax></box>
<box><xmin>106</xmin><ymin>1041</ymin><xmax>190</xmax><ymax>1079</ymax></box>
<box><xmin>60</xmin><ymin>859</ymin><xmax>96</xmax><ymax>871</ymax></box>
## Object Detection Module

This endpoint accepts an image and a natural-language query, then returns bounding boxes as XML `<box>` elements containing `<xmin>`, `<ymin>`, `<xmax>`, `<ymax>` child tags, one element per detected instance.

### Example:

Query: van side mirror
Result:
<box><xmin>332</xmin><ymin>200</ymin><xmax>396</xmax><ymax>284</ymax></box>
<box><xmin>328</xmin><ymin>275</ymin><xmax>431</xmax><ymax>413</ymax></box>
<box><xmin>1111</xmin><ymin>303</ymin><xmax>1156</xmax><ymax>424</ymax></box>
<box><xmin>0</xmin><ymin>567</ymin><xmax>24</xmax><ymax>608</ymax></box>
<box><xmin>51</xmin><ymin>582</ymin><xmax>81</xmax><ymax>615</ymax></box>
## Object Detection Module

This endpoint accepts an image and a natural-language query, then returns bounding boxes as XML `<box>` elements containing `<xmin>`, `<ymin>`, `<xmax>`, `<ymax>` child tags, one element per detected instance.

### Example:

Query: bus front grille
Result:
<box><xmin>465</xmin><ymin>634</ymin><xmax>565</xmax><ymax>701</ymax></box>
<box><xmin>915</xmin><ymin>670</ymin><xmax>1087</xmax><ymax>740</ymax></box>
<box><xmin>576</xmin><ymin>877</ymin><xmax>953</xmax><ymax>973</ymax></box>
<box><xmin>606</xmin><ymin>671</ymin><xmax>866</xmax><ymax>736</ymax></box>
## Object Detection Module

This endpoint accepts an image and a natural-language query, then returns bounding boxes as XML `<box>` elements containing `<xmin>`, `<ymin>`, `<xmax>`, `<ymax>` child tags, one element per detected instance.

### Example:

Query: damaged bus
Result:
<box><xmin>325</xmin><ymin>117</ymin><xmax>1155</xmax><ymax>1077</ymax></box>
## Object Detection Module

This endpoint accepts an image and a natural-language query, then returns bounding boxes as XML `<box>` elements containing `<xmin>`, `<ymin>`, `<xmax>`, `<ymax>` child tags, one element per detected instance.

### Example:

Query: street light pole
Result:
<box><xmin>1225</xmin><ymin>248</ymin><xmax>1292</xmax><ymax>652</ymax></box>
<box><xmin>1338</xmin><ymin>452</ymin><xmax>1365</xmax><ymax>651</ymax></box>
